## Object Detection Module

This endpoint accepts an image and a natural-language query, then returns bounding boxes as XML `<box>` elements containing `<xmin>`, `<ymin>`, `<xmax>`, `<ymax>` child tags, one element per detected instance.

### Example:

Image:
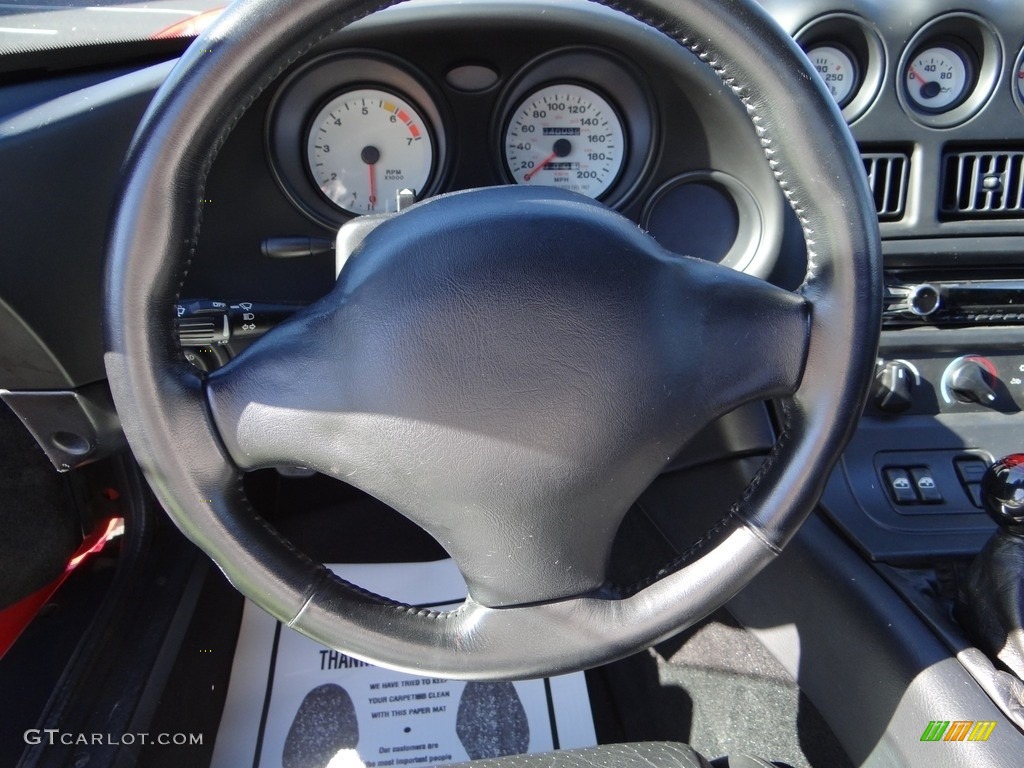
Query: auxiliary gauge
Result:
<box><xmin>1016</xmin><ymin>50</ymin><xmax>1024</xmax><ymax>106</ymax></box>
<box><xmin>504</xmin><ymin>83</ymin><xmax>625</xmax><ymax>199</ymax></box>
<box><xmin>903</xmin><ymin>45</ymin><xmax>971</xmax><ymax>113</ymax></box>
<box><xmin>807</xmin><ymin>44</ymin><xmax>859</xmax><ymax>107</ymax></box>
<box><xmin>307</xmin><ymin>87</ymin><xmax>434</xmax><ymax>215</ymax></box>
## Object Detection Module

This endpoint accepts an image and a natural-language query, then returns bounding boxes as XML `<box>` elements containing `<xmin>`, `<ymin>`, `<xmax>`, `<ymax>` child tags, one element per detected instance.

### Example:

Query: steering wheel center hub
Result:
<box><xmin>213</xmin><ymin>186</ymin><xmax>740</xmax><ymax>606</ymax></box>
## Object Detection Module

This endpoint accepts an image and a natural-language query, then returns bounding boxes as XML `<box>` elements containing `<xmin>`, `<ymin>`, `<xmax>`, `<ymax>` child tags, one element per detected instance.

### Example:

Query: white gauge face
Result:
<box><xmin>904</xmin><ymin>46</ymin><xmax>970</xmax><ymax>112</ymax></box>
<box><xmin>307</xmin><ymin>88</ymin><xmax>433</xmax><ymax>215</ymax></box>
<box><xmin>504</xmin><ymin>83</ymin><xmax>625</xmax><ymax>199</ymax></box>
<box><xmin>807</xmin><ymin>45</ymin><xmax>858</xmax><ymax>106</ymax></box>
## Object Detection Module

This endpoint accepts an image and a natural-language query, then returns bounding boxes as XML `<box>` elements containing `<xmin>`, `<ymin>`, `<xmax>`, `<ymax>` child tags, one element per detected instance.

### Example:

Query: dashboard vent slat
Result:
<box><xmin>861</xmin><ymin>152</ymin><xmax>908</xmax><ymax>222</ymax></box>
<box><xmin>942</xmin><ymin>150</ymin><xmax>1024</xmax><ymax>218</ymax></box>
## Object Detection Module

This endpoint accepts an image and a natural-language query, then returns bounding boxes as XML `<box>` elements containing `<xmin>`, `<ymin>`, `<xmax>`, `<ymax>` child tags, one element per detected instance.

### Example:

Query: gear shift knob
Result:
<box><xmin>957</xmin><ymin>454</ymin><xmax>1024</xmax><ymax>680</ymax></box>
<box><xmin>981</xmin><ymin>454</ymin><xmax>1024</xmax><ymax>534</ymax></box>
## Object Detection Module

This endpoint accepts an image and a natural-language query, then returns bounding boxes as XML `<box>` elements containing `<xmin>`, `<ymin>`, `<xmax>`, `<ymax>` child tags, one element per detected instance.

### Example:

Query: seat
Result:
<box><xmin>451</xmin><ymin>742</ymin><xmax>776</xmax><ymax>768</ymax></box>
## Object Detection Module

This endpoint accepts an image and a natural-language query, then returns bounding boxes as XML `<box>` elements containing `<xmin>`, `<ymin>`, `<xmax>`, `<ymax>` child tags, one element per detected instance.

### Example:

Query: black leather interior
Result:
<box><xmin>958</xmin><ymin>531</ymin><xmax>1024</xmax><ymax>679</ymax></box>
<box><xmin>103</xmin><ymin>0</ymin><xmax>881</xmax><ymax>678</ymax></box>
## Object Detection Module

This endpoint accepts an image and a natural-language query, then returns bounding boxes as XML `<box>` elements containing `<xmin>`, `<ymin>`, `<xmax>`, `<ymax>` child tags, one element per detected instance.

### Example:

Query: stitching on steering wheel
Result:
<box><xmin>165</xmin><ymin>0</ymin><xmax>822</xmax><ymax>617</ymax></box>
<box><xmin>599</xmin><ymin>0</ymin><xmax>807</xmax><ymax>563</ymax></box>
<box><xmin>171</xmin><ymin>0</ymin><xmax>398</xmax><ymax>309</ymax></box>
<box><xmin>286</xmin><ymin>567</ymin><xmax>464</xmax><ymax>626</ymax></box>
<box><xmin>612</xmin><ymin>510</ymin><xmax>741</xmax><ymax>597</ymax></box>
<box><xmin>226</xmin><ymin>453</ymin><xmax>449</xmax><ymax>620</ymax></box>
<box><xmin>600</xmin><ymin>0</ymin><xmax>819</xmax><ymax>290</ymax></box>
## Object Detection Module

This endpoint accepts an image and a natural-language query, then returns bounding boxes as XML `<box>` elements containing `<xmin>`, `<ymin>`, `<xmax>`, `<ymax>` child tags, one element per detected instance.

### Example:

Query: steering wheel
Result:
<box><xmin>104</xmin><ymin>0</ymin><xmax>880</xmax><ymax>680</ymax></box>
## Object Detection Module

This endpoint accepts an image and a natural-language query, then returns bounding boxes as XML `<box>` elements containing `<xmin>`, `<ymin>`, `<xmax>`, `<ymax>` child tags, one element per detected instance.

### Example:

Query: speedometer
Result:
<box><xmin>503</xmin><ymin>83</ymin><xmax>625</xmax><ymax>199</ymax></box>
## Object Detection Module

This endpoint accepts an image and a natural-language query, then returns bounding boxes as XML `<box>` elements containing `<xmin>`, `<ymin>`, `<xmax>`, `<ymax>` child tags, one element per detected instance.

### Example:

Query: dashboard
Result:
<box><xmin>189</xmin><ymin>0</ymin><xmax>791</xmax><ymax>300</ymax></box>
<box><xmin>272</xmin><ymin>51</ymin><xmax>649</xmax><ymax>220</ymax></box>
<box><xmin>1</xmin><ymin>0</ymin><xmax>1024</xmax><ymax>561</ymax></box>
<box><xmin>758</xmin><ymin>0</ymin><xmax>1024</xmax><ymax>565</ymax></box>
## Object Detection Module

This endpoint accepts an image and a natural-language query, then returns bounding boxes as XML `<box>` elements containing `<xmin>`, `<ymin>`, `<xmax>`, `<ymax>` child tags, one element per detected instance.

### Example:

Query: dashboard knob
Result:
<box><xmin>873</xmin><ymin>360</ymin><xmax>914</xmax><ymax>413</ymax></box>
<box><xmin>908</xmin><ymin>283</ymin><xmax>941</xmax><ymax>317</ymax></box>
<box><xmin>981</xmin><ymin>455</ymin><xmax>1024</xmax><ymax>534</ymax></box>
<box><xmin>947</xmin><ymin>358</ymin><xmax>998</xmax><ymax>405</ymax></box>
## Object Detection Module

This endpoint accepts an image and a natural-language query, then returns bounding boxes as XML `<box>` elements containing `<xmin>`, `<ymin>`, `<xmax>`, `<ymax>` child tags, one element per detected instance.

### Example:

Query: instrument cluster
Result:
<box><xmin>263</xmin><ymin>25</ymin><xmax>785</xmax><ymax>278</ymax></box>
<box><xmin>267</xmin><ymin>48</ymin><xmax>655</xmax><ymax>226</ymax></box>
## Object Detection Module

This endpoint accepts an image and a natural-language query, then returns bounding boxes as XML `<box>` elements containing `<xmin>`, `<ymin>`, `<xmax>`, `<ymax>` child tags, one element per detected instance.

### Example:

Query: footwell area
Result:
<box><xmin>212</xmin><ymin>560</ymin><xmax>596</xmax><ymax>768</ymax></box>
<box><xmin>589</xmin><ymin>611</ymin><xmax>852</xmax><ymax>768</ymax></box>
<box><xmin>0</xmin><ymin>399</ymin><xmax>79</xmax><ymax>609</ymax></box>
<box><xmin>139</xmin><ymin>474</ymin><xmax>851</xmax><ymax>768</ymax></box>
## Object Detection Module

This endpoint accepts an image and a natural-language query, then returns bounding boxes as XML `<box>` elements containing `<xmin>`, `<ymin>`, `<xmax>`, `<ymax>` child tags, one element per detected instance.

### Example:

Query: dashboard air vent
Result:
<box><xmin>861</xmin><ymin>152</ymin><xmax>909</xmax><ymax>221</ymax></box>
<box><xmin>942</xmin><ymin>150</ymin><xmax>1024</xmax><ymax>218</ymax></box>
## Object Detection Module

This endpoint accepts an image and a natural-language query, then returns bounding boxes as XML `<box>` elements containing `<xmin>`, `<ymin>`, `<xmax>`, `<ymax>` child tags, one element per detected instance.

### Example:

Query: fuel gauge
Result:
<box><xmin>903</xmin><ymin>45</ymin><xmax>971</xmax><ymax>113</ymax></box>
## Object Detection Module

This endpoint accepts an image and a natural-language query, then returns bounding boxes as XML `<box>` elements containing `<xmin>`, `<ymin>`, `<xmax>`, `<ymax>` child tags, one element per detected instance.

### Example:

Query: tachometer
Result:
<box><xmin>307</xmin><ymin>87</ymin><xmax>433</xmax><ymax>215</ymax></box>
<box><xmin>503</xmin><ymin>83</ymin><xmax>625</xmax><ymax>199</ymax></box>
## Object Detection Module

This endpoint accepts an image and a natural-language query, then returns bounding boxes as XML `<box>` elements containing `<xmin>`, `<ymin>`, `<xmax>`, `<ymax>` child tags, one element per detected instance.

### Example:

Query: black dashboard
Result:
<box><xmin>1</xmin><ymin>0</ymin><xmax>1023</xmax><ymax>562</ymax></box>
<box><xmin>190</xmin><ymin>0</ymin><xmax>791</xmax><ymax>300</ymax></box>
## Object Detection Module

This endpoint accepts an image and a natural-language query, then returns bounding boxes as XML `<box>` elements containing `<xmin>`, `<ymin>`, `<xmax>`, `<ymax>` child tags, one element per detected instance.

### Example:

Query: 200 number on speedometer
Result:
<box><xmin>504</xmin><ymin>84</ymin><xmax>625</xmax><ymax>199</ymax></box>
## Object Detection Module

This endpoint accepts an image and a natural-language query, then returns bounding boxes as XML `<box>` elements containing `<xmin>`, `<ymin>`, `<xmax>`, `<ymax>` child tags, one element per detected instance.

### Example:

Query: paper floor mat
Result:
<box><xmin>212</xmin><ymin>560</ymin><xmax>596</xmax><ymax>768</ymax></box>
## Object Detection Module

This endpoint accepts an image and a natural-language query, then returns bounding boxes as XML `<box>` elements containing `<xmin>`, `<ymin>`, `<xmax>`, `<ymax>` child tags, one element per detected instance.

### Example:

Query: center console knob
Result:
<box><xmin>873</xmin><ymin>360</ymin><xmax>914</xmax><ymax>413</ymax></box>
<box><xmin>908</xmin><ymin>283</ymin><xmax>941</xmax><ymax>317</ymax></box>
<box><xmin>946</xmin><ymin>357</ymin><xmax>998</xmax><ymax>405</ymax></box>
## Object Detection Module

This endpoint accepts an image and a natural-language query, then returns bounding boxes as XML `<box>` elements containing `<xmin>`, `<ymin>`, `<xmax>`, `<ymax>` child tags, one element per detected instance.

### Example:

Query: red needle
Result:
<box><xmin>909</xmin><ymin>65</ymin><xmax>929</xmax><ymax>84</ymax></box>
<box><xmin>368</xmin><ymin>163</ymin><xmax>377</xmax><ymax>210</ymax></box>
<box><xmin>524</xmin><ymin>151</ymin><xmax>558</xmax><ymax>181</ymax></box>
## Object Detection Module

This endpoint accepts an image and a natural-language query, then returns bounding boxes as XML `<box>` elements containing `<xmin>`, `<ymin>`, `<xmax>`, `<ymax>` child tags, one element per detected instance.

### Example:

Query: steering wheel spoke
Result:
<box><xmin>656</xmin><ymin>256</ymin><xmax>810</xmax><ymax>433</ymax></box>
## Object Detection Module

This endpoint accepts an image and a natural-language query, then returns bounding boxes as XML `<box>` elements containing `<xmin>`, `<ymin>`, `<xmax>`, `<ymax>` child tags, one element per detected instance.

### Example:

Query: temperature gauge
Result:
<box><xmin>904</xmin><ymin>45</ymin><xmax>971</xmax><ymax>113</ymax></box>
<box><xmin>807</xmin><ymin>44</ymin><xmax>859</xmax><ymax>107</ymax></box>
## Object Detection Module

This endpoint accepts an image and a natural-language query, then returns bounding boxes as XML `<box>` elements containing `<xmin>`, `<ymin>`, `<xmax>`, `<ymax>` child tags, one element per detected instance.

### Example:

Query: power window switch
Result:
<box><xmin>965</xmin><ymin>483</ymin><xmax>985</xmax><ymax>509</ymax></box>
<box><xmin>955</xmin><ymin>458</ymin><xmax>988</xmax><ymax>484</ymax></box>
<box><xmin>909</xmin><ymin>467</ymin><xmax>943</xmax><ymax>503</ymax></box>
<box><xmin>884</xmin><ymin>468</ymin><xmax>917</xmax><ymax>504</ymax></box>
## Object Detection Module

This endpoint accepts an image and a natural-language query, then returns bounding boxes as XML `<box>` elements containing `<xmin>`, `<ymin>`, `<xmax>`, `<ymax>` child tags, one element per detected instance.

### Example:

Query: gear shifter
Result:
<box><xmin>956</xmin><ymin>454</ymin><xmax>1024</xmax><ymax>679</ymax></box>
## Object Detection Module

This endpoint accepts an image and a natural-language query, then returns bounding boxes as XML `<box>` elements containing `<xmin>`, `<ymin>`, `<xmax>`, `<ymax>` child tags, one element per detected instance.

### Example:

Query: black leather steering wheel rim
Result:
<box><xmin>104</xmin><ymin>0</ymin><xmax>881</xmax><ymax>679</ymax></box>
